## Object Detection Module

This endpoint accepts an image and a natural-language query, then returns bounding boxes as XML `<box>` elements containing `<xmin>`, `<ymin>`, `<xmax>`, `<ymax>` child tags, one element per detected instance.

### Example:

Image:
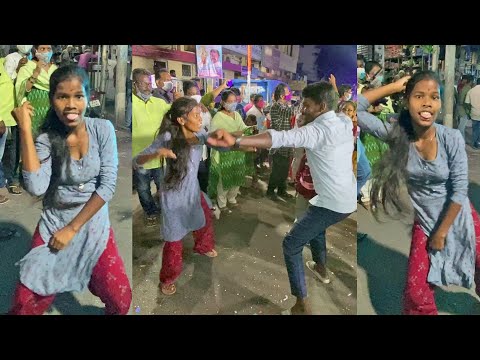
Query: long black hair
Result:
<box><xmin>157</xmin><ymin>97</ymin><xmax>199</xmax><ymax>191</ymax></box>
<box><xmin>370</xmin><ymin>70</ymin><xmax>440</xmax><ymax>216</ymax></box>
<box><xmin>40</xmin><ymin>65</ymin><xmax>90</xmax><ymax>208</ymax></box>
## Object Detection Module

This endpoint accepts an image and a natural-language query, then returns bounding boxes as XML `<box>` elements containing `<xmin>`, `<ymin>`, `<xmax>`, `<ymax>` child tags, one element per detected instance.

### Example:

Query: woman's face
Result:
<box><xmin>52</xmin><ymin>77</ymin><xmax>87</xmax><ymax>129</ymax></box>
<box><xmin>342</xmin><ymin>104</ymin><xmax>356</xmax><ymax>121</ymax></box>
<box><xmin>407</xmin><ymin>79</ymin><xmax>441</xmax><ymax>129</ymax></box>
<box><xmin>224</xmin><ymin>94</ymin><xmax>237</xmax><ymax>107</ymax></box>
<box><xmin>181</xmin><ymin>105</ymin><xmax>203</xmax><ymax>133</ymax></box>
<box><xmin>37</xmin><ymin>45</ymin><xmax>52</xmax><ymax>54</ymax></box>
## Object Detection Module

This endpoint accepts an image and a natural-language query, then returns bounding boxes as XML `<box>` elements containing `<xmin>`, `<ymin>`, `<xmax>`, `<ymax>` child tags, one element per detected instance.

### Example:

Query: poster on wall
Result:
<box><xmin>196</xmin><ymin>45</ymin><xmax>222</xmax><ymax>78</ymax></box>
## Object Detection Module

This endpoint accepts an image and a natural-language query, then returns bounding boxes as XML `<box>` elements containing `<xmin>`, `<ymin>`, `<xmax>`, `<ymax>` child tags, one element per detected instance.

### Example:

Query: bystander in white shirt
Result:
<box><xmin>268</xmin><ymin>110</ymin><xmax>356</xmax><ymax>214</ymax></box>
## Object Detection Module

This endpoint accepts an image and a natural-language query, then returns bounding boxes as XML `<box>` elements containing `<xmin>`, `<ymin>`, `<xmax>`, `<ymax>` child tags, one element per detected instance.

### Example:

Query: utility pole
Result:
<box><xmin>431</xmin><ymin>45</ymin><xmax>439</xmax><ymax>72</ymax></box>
<box><xmin>100</xmin><ymin>45</ymin><xmax>109</xmax><ymax>116</ymax></box>
<box><xmin>443</xmin><ymin>45</ymin><xmax>456</xmax><ymax>128</ymax></box>
<box><xmin>115</xmin><ymin>45</ymin><xmax>128</xmax><ymax>129</ymax></box>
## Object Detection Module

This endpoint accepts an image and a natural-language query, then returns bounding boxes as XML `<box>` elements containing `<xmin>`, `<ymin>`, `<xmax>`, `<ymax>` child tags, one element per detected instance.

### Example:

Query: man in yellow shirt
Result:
<box><xmin>132</xmin><ymin>68</ymin><xmax>171</xmax><ymax>226</ymax></box>
<box><xmin>0</xmin><ymin>56</ymin><xmax>19</xmax><ymax>203</ymax></box>
<box><xmin>0</xmin><ymin>114</ymin><xmax>8</xmax><ymax>204</ymax></box>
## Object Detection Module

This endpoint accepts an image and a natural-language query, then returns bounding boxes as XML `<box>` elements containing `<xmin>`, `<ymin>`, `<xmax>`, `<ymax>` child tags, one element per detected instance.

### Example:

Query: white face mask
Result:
<box><xmin>17</xmin><ymin>45</ymin><xmax>33</xmax><ymax>55</ymax></box>
<box><xmin>190</xmin><ymin>95</ymin><xmax>202</xmax><ymax>104</ymax></box>
<box><xmin>224</xmin><ymin>102</ymin><xmax>237</xmax><ymax>112</ymax></box>
<box><xmin>162</xmin><ymin>81</ymin><xmax>173</xmax><ymax>92</ymax></box>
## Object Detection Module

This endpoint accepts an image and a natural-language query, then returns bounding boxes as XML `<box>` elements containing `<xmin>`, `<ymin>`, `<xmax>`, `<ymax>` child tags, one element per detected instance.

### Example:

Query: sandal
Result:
<box><xmin>218</xmin><ymin>206</ymin><xmax>232</xmax><ymax>214</ymax></box>
<box><xmin>8</xmin><ymin>185</ymin><xmax>22</xmax><ymax>195</ymax></box>
<box><xmin>195</xmin><ymin>249</ymin><xmax>218</xmax><ymax>258</ymax></box>
<box><xmin>145</xmin><ymin>215</ymin><xmax>157</xmax><ymax>227</ymax></box>
<box><xmin>204</xmin><ymin>249</ymin><xmax>218</xmax><ymax>258</ymax></box>
<box><xmin>160</xmin><ymin>283</ymin><xmax>176</xmax><ymax>295</ymax></box>
<box><xmin>0</xmin><ymin>195</ymin><xmax>9</xmax><ymax>204</ymax></box>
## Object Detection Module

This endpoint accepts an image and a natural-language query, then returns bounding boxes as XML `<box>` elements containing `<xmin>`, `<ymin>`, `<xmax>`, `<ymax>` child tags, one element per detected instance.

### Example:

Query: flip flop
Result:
<box><xmin>145</xmin><ymin>215</ymin><xmax>157</xmax><ymax>227</ymax></box>
<box><xmin>204</xmin><ymin>249</ymin><xmax>218</xmax><ymax>258</ymax></box>
<box><xmin>8</xmin><ymin>185</ymin><xmax>22</xmax><ymax>195</ymax></box>
<box><xmin>160</xmin><ymin>283</ymin><xmax>176</xmax><ymax>296</ymax></box>
<box><xmin>194</xmin><ymin>249</ymin><xmax>218</xmax><ymax>258</ymax></box>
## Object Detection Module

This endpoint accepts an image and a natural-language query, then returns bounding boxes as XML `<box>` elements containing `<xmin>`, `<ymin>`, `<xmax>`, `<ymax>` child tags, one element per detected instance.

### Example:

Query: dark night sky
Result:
<box><xmin>297</xmin><ymin>45</ymin><xmax>357</xmax><ymax>94</ymax></box>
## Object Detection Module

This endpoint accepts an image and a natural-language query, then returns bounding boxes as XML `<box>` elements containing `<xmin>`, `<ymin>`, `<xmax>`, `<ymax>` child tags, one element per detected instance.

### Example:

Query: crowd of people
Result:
<box><xmin>132</xmin><ymin>65</ymin><xmax>358</xmax><ymax>314</ymax></box>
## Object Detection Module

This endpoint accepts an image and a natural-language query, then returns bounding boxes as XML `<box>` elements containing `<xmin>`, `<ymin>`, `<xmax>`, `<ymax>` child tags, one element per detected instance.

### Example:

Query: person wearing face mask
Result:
<box><xmin>358</xmin><ymin>61</ymin><xmax>394</xmax><ymax>210</ymax></box>
<box><xmin>132</xmin><ymin>68</ymin><xmax>171</xmax><ymax>227</ymax></box>
<box><xmin>4</xmin><ymin>45</ymin><xmax>33</xmax><ymax>81</ymax></box>
<box><xmin>1</xmin><ymin>48</ymin><xmax>30</xmax><ymax>197</ymax></box>
<box><xmin>230</xmin><ymin>87</ymin><xmax>246</xmax><ymax>120</ymax></box>
<box><xmin>338</xmin><ymin>84</ymin><xmax>353</xmax><ymax>103</ymax></box>
<box><xmin>183</xmin><ymin>79</ymin><xmax>233</xmax><ymax>194</ymax></box>
<box><xmin>189</xmin><ymin>92</ymin><xmax>213</xmax><ymax>193</ymax></box>
<box><xmin>246</xmin><ymin>94</ymin><xmax>269</xmax><ymax>180</ymax></box>
<box><xmin>266</xmin><ymin>83</ymin><xmax>296</xmax><ymax>201</ymax></box>
<box><xmin>243</xmin><ymin>93</ymin><xmax>256</xmax><ymax>114</ymax></box>
<box><xmin>246</xmin><ymin>94</ymin><xmax>267</xmax><ymax>131</ymax></box>
<box><xmin>15</xmin><ymin>45</ymin><xmax>58</xmax><ymax>138</ymax></box>
<box><xmin>208</xmin><ymin>90</ymin><xmax>249</xmax><ymax>211</ymax></box>
<box><xmin>152</xmin><ymin>69</ymin><xmax>181</xmax><ymax>104</ymax></box>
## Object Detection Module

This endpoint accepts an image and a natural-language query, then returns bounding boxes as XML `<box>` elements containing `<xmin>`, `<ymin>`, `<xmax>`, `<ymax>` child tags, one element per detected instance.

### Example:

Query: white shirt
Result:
<box><xmin>4</xmin><ymin>52</ymin><xmax>23</xmax><ymax>80</ymax></box>
<box><xmin>268</xmin><ymin>110</ymin><xmax>356</xmax><ymax>214</ymax></box>
<box><xmin>246</xmin><ymin>106</ymin><xmax>267</xmax><ymax>132</ymax></box>
<box><xmin>465</xmin><ymin>85</ymin><xmax>480</xmax><ymax>121</ymax></box>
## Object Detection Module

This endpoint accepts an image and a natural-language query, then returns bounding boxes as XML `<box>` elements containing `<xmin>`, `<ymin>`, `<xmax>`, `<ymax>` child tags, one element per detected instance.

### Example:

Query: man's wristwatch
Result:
<box><xmin>233</xmin><ymin>136</ymin><xmax>242</xmax><ymax>149</ymax></box>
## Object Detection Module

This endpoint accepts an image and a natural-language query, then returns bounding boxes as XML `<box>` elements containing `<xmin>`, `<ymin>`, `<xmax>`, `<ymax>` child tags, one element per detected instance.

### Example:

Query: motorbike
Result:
<box><xmin>86</xmin><ymin>89</ymin><xmax>104</xmax><ymax>118</ymax></box>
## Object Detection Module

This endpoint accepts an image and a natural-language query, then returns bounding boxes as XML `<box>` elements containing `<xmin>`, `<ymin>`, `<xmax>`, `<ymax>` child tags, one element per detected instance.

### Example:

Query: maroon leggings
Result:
<box><xmin>9</xmin><ymin>227</ymin><xmax>132</xmax><ymax>315</ymax></box>
<box><xmin>160</xmin><ymin>194</ymin><xmax>215</xmax><ymax>285</ymax></box>
<box><xmin>403</xmin><ymin>203</ymin><xmax>480</xmax><ymax>315</ymax></box>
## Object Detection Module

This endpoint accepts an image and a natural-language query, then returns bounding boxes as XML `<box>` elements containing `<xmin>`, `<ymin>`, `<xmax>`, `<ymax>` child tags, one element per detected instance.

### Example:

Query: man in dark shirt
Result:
<box><xmin>152</xmin><ymin>68</ymin><xmax>174</xmax><ymax>104</ymax></box>
<box><xmin>267</xmin><ymin>84</ymin><xmax>295</xmax><ymax>201</ymax></box>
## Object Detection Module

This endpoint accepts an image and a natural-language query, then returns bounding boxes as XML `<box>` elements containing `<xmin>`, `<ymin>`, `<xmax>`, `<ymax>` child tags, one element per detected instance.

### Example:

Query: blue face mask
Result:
<box><xmin>138</xmin><ymin>92</ymin><xmax>151</xmax><ymax>102</ymax></box>
<box><xmin>36</xmin><ymin>51</ymin><xmax>53</xmax><ymax>63</ymax></box>
<box><xmin>370</xmin><ymin>76</ymin><xmax>384</xmax><ymax>88</ymax></box>
<box><xmin>135</xmin><ymin>84</ymin><xmax>151</xmax><ymax>102</ymax></box>
<box><xmin>224</xmin><ymin>102</ymin><xmax>237</xmax><ymax>112</ymax></box>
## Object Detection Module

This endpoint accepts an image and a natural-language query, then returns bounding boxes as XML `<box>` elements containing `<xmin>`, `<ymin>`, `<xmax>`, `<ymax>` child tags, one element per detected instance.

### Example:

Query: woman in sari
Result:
<box><xmin>208</xmin><ymin>90</ymin><xmax>248</xmax><ymax>211</ymax></box>
<box><xmin>15</xmin><ymin>45</ymin><xmax>58</xmax><ymax>137</ymax></box>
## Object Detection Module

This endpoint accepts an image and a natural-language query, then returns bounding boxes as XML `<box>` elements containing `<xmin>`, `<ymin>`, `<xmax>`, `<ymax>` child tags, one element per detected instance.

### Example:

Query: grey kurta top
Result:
<box><xmin>358</xmin><ymin>95</ymin><xmax>475</xmax><ymax>288</ymax></box>
<box><xmin>17</xmin><ymin>118</ymin><xmax>118</xmax><ymax>296</ymax></box>
<box><xmin>134</xmin><ymin>130</ymin><xmax>209</xmax><ymax>242</ymax></box>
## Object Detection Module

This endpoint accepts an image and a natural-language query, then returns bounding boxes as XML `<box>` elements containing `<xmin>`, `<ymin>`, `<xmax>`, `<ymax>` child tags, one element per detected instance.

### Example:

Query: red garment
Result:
<box><xmin>9</xmin><ymin>227</ymin><xmax>132</xmax><ymax>315</ymax></box>
<box><xmin>295</xmin><ymin>154</ymin><xmax>317</xmax><ymax>200</ymax></box>
<box><xmin>160</xmin><ymin>193</ymin><xmax>215</xmax><ymax>285</ymax></box>
<box><xmin>403</xmin><ymin>203</ymin><xmax>480</xmax><ymax>315</ymax></box>
<box><xmin>287</xmin><ymin>114</ymin><xmax>298</xmax><ymax>180</ymax></box>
